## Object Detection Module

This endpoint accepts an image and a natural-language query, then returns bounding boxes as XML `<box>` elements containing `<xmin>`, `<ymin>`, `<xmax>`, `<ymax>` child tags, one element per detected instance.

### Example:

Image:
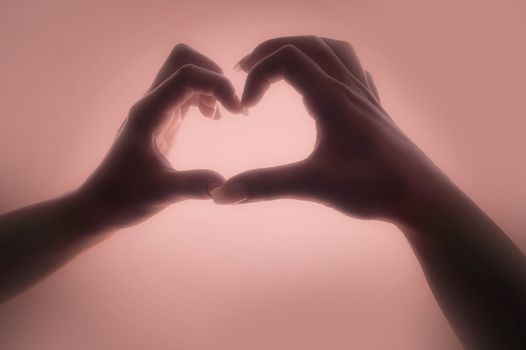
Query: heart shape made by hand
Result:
<box><xmin>82</xmin><ymin>36</ymin><xmax>416</xmax><ymax>230</ymax></box>
<box><xmin>171</xmin><ymin>80</ymin><xmax>317</xmax><ymax>183</ymax></box>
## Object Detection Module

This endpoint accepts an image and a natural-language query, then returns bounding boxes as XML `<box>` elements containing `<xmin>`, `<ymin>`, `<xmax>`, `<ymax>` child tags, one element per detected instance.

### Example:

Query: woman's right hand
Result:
<box><xmin>213</xmin><ymin>36</ymin><xmax>443</xmax><ymax>224</ymax></box>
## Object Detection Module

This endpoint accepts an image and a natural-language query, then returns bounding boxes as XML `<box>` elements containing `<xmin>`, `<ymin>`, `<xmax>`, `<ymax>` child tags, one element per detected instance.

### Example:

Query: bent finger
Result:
<box><xmin>236</xmin><ymin>36</ymin><xmax>354</xmax><ymax>86</ymax></box>
<box><xmin>132</xmin><ymin>64</ymin><xmax>241</xmax><ymax>133</ymax></box>
<box><xmin>240</xmin><ymin>44</ymin><xmax>337</xmax><ymax>110</ymax></box>
<box><xmin>148</xmin><ymin>43</ymin><xmax>223</xmax><ymax>92</ymax></box>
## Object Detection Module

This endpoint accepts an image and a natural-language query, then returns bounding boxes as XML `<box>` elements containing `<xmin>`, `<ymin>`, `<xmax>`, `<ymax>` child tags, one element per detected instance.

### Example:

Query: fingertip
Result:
<box><xmin>211</xmin><ymin>182</ymin><xmax>249</xmax><ymax>204</ymax></box>
<box><xmin>213</xmin><ymin>107</ymin><xmax>222</xmax><ymax>120</ymax></box>
<box><xmin>241</xmin><ymin>104</ymin><xmax>249</xmax><ymax>116</ymax></box>
<box><xmin>189</xmin><ymin>170</ymin><xmax>226</xmax><ymax>199</ymax></box>
<box><xmin>240</xmin><ymin>68</ymin><xmax>269</xmax><ymax>111</ymax></box>
<box><xmin>234</xmin><ymin>54</ymin><xmax>251</xmax><ymax>72</ymax></box>
<box><xmin>240</xmin><ymin>90</ymin><xmax>255</xmax><ymax>113</ymax></box>
<box><xmin>222</xmin><ymin>93</ymin><xmax>242</xmax><ymax>114</ymax></box>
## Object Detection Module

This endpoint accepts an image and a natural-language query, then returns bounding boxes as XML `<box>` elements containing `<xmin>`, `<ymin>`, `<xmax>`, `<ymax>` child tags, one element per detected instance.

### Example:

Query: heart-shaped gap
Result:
<box><xmin>171</xmin><ymin>81</ymin><xmax>317</xmax><ymax>179</ymax></box>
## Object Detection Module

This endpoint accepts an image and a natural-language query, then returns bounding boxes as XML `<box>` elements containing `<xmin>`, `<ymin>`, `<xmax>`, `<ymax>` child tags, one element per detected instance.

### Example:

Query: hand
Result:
<box><xmin>79</xmin><ymin>44</ymin><xmax>241</xmax><ymax>229</ymax></box>
<box><xmin>210</xmin><ymin>39</ymin><xmax>526</xmax><ymax>349</ymax></box>
<box><xmin>0</xmin><ymin>44</ymin><xmax>244</xmax><ymax>302</ymax></box>
<box><xmin>212</xmin><ymin>36</ymin><xmax>438</xmax><ymax>223</ymax></box>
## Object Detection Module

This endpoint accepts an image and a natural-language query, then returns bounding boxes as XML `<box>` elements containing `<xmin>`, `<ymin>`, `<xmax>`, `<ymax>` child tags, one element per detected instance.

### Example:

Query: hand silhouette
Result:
<box><xmin>0</xmin><ymin>44</ymin><xmax>242</xmax><ymax>302</ymax></box>
<box><xmin>1</xmin><ymin>38</ymin><xmax>525</xmax><ymax>350</ymax></box>
<box><xmin>212</xmin><ymin>36</ymin><xmax>432</xmax><ymax>222</ymax></box>
<box><xmin>212</xmin><ymin>36</ymin><xmax>526</xmax><ymax>349</ymax></box>
<box><xmin>79</xmin><ymin>44</ymin><xmax>241</xmax><ymax>229</ymax></box>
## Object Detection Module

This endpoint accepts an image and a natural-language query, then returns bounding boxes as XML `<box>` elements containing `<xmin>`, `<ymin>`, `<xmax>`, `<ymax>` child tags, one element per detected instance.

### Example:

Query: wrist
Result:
<box><xmin>66</xmin><ymin>188</ymin><xmax>118</xmax><ymax>236</ymax></box>
<box><xmin>392</xmin><ymin>166</ymin><xmax>468</xmax><ymax>234</ymax></box>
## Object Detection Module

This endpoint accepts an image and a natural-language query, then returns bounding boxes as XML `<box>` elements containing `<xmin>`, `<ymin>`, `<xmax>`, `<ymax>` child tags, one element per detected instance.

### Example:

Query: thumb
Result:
<box><xmin>160</xmin><ymin>169</ymin><xmax>225</xmax><ymax>200</ymax></box>
<box><xmin>212</xmin><ymin>162</ymin><xmax>309</xmax><ymax>204</ymax></box>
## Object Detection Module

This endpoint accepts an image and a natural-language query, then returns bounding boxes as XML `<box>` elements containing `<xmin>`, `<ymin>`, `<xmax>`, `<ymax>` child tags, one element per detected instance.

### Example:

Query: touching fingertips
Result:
<box><xmin>207</xmin><ymin>182</ymin><xmax>223</xmax><ymax>197</ymax></box>
<box><xmin>240</xmin><ymin>90</ymin><xmax>258</xmax><ymax>113</ymax></box>
<box><xmin>211</xmin><ymin>182</ymin><xmax>249</xmax><ymax>204</ymax></box>
<box><xmin>223</xmin><ymin>93</ymin><xmax>242</xmax><ymax>114</ymax></box>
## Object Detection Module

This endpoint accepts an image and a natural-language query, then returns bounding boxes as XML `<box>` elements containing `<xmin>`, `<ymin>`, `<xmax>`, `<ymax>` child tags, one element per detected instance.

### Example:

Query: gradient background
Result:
<box><xmin>0</xmin><ymin>0</ymin><xmax>525</xmax><ymax>349</ymax></box>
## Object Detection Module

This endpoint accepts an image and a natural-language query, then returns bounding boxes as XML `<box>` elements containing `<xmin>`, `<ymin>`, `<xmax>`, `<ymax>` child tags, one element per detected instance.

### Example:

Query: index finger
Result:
<box><xmin>235</xmin><ymin>36</ymin><xmax>353</xmax><ymax>85</ymax></box>
<box><xmin>131</xmin><ymin>64</ymin><xmax>241</xmax><ymax>134</ymax></box>
<box><xmin>241</xmin><ymin>44</ymin><xmax>342</xmax><ymax>113</ymax></box>
<box><xmin>148</xmin><ymin>43</ymin><xmax>223</xmax><ymax>92</ymax></box>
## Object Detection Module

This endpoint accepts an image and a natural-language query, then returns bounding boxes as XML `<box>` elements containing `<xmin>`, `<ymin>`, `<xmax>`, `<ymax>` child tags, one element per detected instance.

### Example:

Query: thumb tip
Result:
<box><xmin>211</xmin><ymin>182</ymin><xmax>249</xmax><ymax>204</ymax></box>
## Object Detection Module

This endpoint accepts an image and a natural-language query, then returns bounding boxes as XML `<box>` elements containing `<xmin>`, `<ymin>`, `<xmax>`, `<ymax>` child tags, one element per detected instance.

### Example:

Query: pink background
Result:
<box><xmin>0</xmin><ymin>0</ymin><xmax>525</xmax><ymax>349</ymax></box>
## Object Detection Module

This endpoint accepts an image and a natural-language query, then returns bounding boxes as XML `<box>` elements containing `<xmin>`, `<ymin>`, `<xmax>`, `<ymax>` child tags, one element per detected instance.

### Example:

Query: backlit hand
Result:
<box><xmin>213</xmin><ymin>36</ymin><xmax>433</xmax><ymax>223</ymax></box>
<box><xmin>80</xmin><ymin>44</ymin><xmax>241</xmax><ymax>229</ymax></box>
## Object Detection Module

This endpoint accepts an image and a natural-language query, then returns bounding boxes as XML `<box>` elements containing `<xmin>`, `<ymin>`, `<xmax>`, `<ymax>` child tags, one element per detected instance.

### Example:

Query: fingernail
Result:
<box><xmin>241</xmin><ymin>105</ymin><xmax>249</xmax><ymax>116</ymax></box>
<box><xmin>234</xmin><ymin>54</ymin><xmax>251</xmax><ymax>72</ymax></box>
<box><xmin>207</xmin><ymin>182</ymin><xmax>223</xmax><ymax>197</ymax></box>
<box><xmin>211</xmin><ymin>183</ymin><xmax>248</xmax><ymax>204</ymax></box>
<box><xmin>232</xmin><ymin>94</ymin><xmax>242</xmax><ymax>114</ymax></box>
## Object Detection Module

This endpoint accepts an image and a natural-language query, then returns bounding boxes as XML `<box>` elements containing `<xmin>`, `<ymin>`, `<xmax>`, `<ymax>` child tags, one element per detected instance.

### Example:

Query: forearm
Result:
<box><xmin>0</xmin><ymin>191</ymin><xmax>111</xmax><ymax>303</ymax></box>
<box><xmin>398</xmin><ymin>176</ymin><xmax>526</xmax><ymax>349</ymax></box>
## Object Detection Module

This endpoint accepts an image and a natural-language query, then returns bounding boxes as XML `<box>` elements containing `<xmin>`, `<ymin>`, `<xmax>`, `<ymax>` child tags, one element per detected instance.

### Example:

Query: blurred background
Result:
<box><xmin>0</xmin><ymin>0</ymin><xmax>525</xmax><ymax>349</ymax></box>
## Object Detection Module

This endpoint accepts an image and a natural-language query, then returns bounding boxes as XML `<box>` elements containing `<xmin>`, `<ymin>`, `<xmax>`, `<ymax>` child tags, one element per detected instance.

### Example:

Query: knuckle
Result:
<box><xmin>279</xmin><ymin>44</ymin><xmax>302</xmax><ymax>61</ymax></box>
<box><xmin>128</xmin><ymin>100</ymin><xmax>147</xmax><ymax>120</ymax></box>
<box><xmin>302</xmin><ymin>35</ymin><xmax>325</xmax><ymax>49</ymax></box>
<box><xmin>255</xmin><ymin>38</ymin><xmax>275</xmax><ymax>53</ymax></box>
<box><xmin>170</xmin><ymin>43</ymin><xmax>191</xmax><ymax>57</ymax></box>
<box><xmin>338</xmin><ymin>39</ymin><xmax>355</xmax><ymax>53</ymax></box>
<box><xmin>127</xmin><ymin>100</ymin><xmax>150</xmax><ymax>130</ymax></box>
<box><xmin>169</xmin><ymin>44</ymin><xmax>193</xmax><ymax>68</ymax></box>
<box><xmin>310</xmin><ymin>36</ymin><xmax>331</xmax><ymax>53</ymax></box>
<box><xmin>175</xmin><ymin>63</ymin><xmax>199</xmax><ymax>80</ymax></box>
<box><xmin>280</xmin><ymin>44</ymin><xmax>300</xmax><ymax>54</ymax></box>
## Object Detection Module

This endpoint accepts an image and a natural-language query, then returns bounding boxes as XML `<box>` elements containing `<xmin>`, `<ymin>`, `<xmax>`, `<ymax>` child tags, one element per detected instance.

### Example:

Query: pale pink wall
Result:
<box><xmin>0</xmin><ymin>0</ymin><xmax>525</xmax><ymax>349</ymax></box>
